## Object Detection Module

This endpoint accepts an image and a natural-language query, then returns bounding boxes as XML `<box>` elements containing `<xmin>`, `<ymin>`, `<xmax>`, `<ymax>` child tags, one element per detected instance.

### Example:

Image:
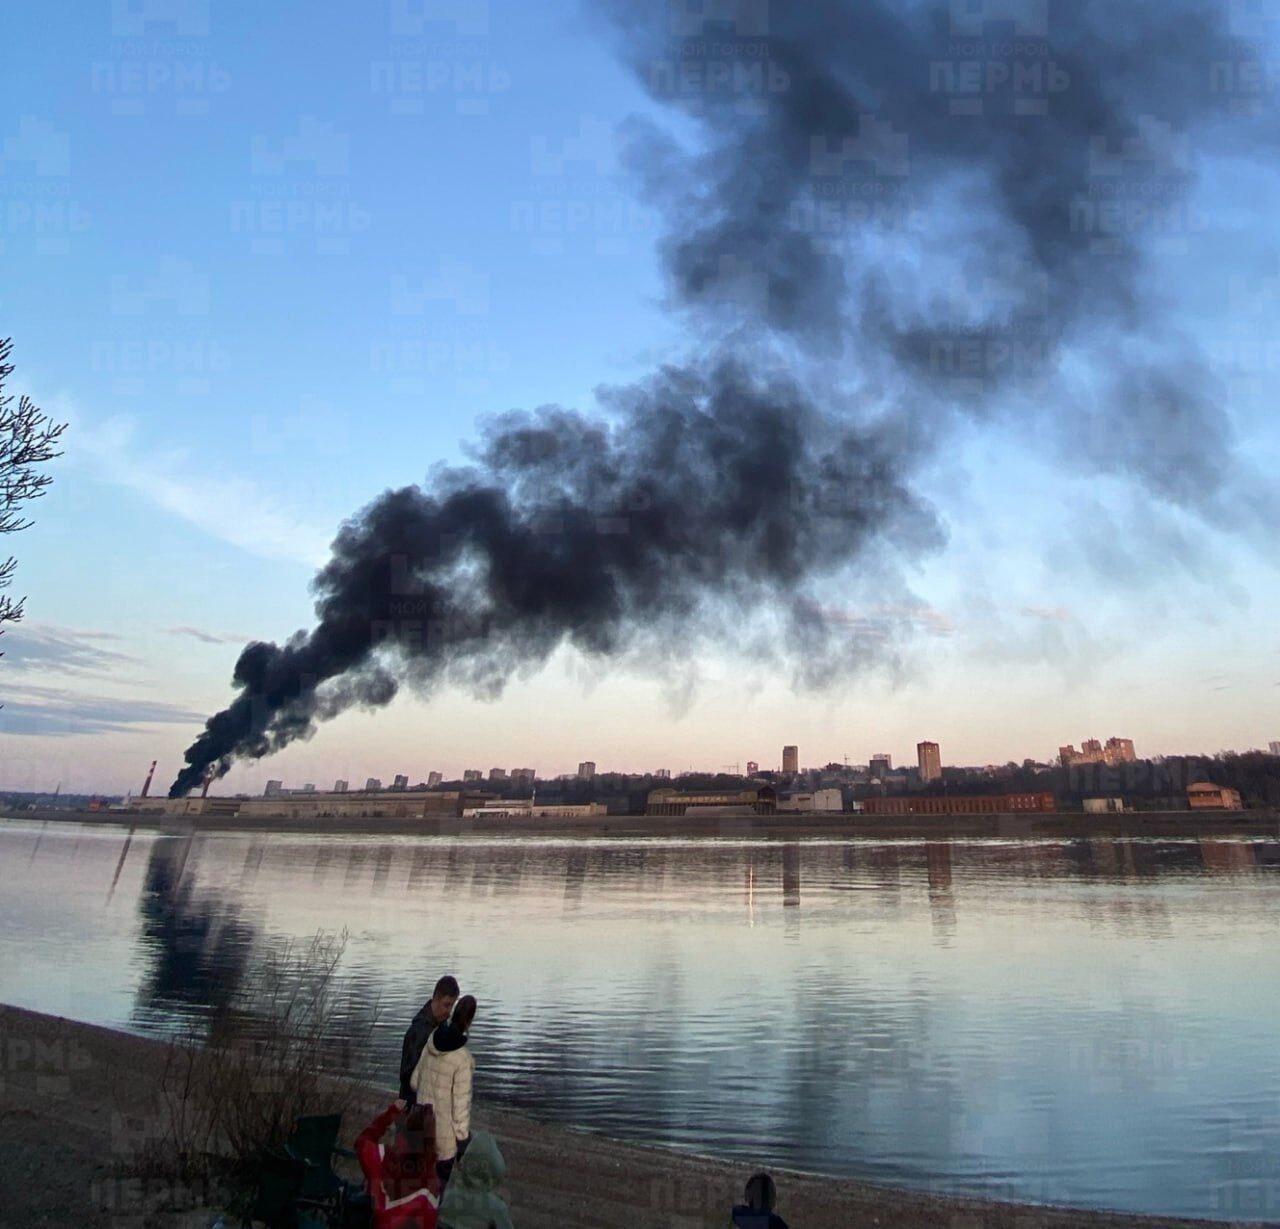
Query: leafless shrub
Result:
<box><xmin>140</xmin><ymin>928</ymin><xmax>380</xmax><ymax>1181</ymax></box>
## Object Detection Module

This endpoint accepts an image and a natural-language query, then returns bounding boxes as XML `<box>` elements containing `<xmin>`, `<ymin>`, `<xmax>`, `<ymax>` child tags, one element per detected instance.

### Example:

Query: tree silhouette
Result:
<box><xmin>0</xmin><ymin>337</ymin><xmax>67</xmax><ymax>646</ymax></box>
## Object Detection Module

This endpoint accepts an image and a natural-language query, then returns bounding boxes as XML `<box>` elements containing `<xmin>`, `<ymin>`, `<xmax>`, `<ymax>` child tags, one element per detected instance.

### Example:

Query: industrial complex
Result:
<box><xmin>84</xmin><ymin>730</ymin><xmax>1272</xmax><ymax>823</ymax></box>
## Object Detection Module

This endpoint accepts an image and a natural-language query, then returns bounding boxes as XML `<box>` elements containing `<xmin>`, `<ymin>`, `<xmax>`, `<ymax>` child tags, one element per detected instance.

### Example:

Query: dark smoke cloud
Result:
<box><xmin>172</xmin><ymin>363</ymin><xmax>939</xmax><ymax>794</ymax></box>
<box><xmin>607</xmin><ymin>0</ymin><xmax>1254</xmax><ymax>504</ymax></box>
<box><xmin>174</xmin><ymin>0</ymin><xmax>1272</xmax><ymax>793</ymax></box>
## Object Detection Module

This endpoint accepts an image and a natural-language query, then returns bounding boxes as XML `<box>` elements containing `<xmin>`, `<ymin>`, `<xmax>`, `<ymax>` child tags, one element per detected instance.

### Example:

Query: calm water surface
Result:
<box><xmin>1</xmin><ymin>820</ymin><xmax>1278</xmax><ymax>1220</ymax></box>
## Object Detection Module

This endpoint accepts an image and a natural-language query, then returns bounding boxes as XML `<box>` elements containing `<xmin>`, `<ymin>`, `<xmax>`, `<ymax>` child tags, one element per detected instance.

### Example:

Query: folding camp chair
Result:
<box><xmin>240</xmin><ymin>1147</ymin><xmax>304</xmax><ymax>1228</ymax></box>
<box><xmin>284</xmin><ymin>1113</ymin><xmax>359</xmax><ymax>1228</ymax></box>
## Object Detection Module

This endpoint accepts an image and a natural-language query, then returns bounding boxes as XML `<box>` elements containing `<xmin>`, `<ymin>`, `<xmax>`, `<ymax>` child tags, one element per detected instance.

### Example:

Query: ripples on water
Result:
<box><xmin>1</xmin><ymin>821</ymin><xmax>1278</xmax><ymax>1220</ymax></box>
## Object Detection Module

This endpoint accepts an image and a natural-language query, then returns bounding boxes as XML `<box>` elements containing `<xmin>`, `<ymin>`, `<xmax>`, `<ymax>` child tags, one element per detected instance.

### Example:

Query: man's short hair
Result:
<box><xmin>433</xmin><ymin>975</ymin><xmax>460</xmax><ymax>1000</ymax></box>
<box><xmin>744</xmin><ymin>1173</ymin><xmax>777</xmax><ymax>1211</ymax></box>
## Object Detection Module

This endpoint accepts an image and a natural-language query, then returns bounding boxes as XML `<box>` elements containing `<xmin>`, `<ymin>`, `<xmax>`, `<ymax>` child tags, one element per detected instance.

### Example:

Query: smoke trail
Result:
<box><xmin>173</xmin><ymin>0</ymin><xmax>1271</xmax><ymax>793</ymax></box>
<box><xmin>171</xmin><ymin>363</ymin><xmax>939</xmax><ymax>794</ymax></box>
<box><xmin>608</xmin><ymin>0</ymin><xmax>1252</xmax><ymax>503</ymax></box>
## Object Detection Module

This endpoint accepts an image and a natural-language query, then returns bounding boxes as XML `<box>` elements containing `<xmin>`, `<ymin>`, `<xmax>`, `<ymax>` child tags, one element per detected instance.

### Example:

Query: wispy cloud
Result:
<box><xmin>819</xmin><ymin>602</ymin><xmax>956</xmax><ymax>640</ymax></box>
<box><xmin>1</xmin><ymin>622</ymin><xmax>138</xmax><ymax>676</ymax></box>
<box><xmin>1020</xmin><ymin>605</ymin><xmax>1074</xmax><ymax>623</ymax></box>
<box><xmin>162</xmin><ymin>625</ymin><xmax>246</xmax><ymax>645</ymax></box>
<box><xmin>0</xmin><ymin>682</ymin><xmax>203</xmax><ymax>736</ymax></box>
<box><xmin>63</xmin><ymin>407</ymin><xmax>330</xmax><ymax>566</ymax></box>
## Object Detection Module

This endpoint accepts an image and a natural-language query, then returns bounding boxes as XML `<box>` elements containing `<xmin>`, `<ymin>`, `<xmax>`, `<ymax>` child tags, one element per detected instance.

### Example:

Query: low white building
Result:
<box><xmin>1083</xmin><ymin>797</ymin><xmax>1129</xmax><ymax>814</ymax></box>
<box><xmin>462</xmin><ymin>801</ymin><xmax>608</xmax><ymax>820</ymax></box>
<box><xmin>776</xmin><ymin>788</ymin><xmax>844</xmax><ymax>813</ymax></box>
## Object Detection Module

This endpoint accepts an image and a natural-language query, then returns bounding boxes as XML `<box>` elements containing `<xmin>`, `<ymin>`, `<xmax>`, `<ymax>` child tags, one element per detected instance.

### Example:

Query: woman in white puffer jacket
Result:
<box><xmin>410</xmin><ymin>993</ymin><xmax>477</xmax><ymax>1187</ymax></box>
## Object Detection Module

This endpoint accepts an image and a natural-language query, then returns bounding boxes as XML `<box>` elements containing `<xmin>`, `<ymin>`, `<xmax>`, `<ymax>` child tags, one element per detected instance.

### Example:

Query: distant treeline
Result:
<box><xmin>435</xmin><ymin>755</ymin><xmax>1280</xmax><ymax>813</ymax></box>
<box><xmin>919</xmin><ymin>754</ymin><xmax>1280</xmax><ymax>810</ymax></box>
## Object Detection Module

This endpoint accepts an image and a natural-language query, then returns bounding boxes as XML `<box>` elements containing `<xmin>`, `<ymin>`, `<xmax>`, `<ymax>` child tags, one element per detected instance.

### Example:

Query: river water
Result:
<box><xmin>1</xmin><ymin>819</ymin><xmax>1277</xmax><ymax>1220</ymax></box>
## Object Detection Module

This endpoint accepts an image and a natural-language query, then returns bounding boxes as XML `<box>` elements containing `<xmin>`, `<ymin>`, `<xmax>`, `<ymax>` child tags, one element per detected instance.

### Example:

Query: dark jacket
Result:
<box><xmin>730</xmin><ymin>1207</ymin><xmax>789</xmax><ymax>1228</ymax></box>
<box><xmin>400</xmin><ymin>1003</ymin><xmax>445</xmax><ymax>1103</ymax></box>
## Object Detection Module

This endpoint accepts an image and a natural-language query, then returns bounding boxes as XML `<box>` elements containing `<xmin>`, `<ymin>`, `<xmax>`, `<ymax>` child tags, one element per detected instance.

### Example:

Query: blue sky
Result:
<box><xmin>2</xmin><ymin>1</ymin><xmax>1278</xmax><ymax>793</ymax></box>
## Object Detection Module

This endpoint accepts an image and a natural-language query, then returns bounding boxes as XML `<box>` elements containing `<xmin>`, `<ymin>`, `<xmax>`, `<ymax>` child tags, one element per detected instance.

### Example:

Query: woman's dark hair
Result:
<box><xmin>744</xmin><ymin>1172</ymin><xmax>777</xmax><ymax>1211</ymax></box>
<box><xmin>388</xmin><ymin>1103</ymin><xmax>437</xmax><ymax>1191</ymax></box>
<box><xmin>451</xmin><ymin>994</ymin><xmax>477</xmax><ymax>1034</ymax></box>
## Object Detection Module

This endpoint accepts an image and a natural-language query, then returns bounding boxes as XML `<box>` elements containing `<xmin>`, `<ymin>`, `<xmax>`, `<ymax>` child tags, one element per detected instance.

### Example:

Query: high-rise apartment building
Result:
<box><xmin>1062</xmin><ymin>737</ymin><xmax>1137</xmax><ymax>767</ymax></box>
<box><xmin>427</xmin><ymin>771</ymin><xmax>443</xmax><ymax>788</ymax></box>
<box><xmin>265</xmin><ymin>780</ymin><xmax>284</xmax><ymax>797</ymax></box>
<box><xmin>301</xmin><ymin>783</ymin><xmax>316</xmax><ymax>793</ymax></box>
<box><xmin>869</xmin><ymin>754</ymin><xmax>892</xmax><ymax>779</ymax></box>
<box><xmin>653</xmin><ymin>768</ymin><xmax>671</xmax><ymax>779</ymax></box>
<box><xmin>463</xmin><ymin>769</ymin><xmax>482</xmax><ymax>782</ymax></box>
<box><xmin>1103</xmin><ymin>737</ymin><xmax>1136</xmax><ymax>765</ymax></box>
<box><xmin>577</xmin><ymin>761</ymin><xmax>596</xmax><ymax>780</ymax></box>
<box><xmin>1270</xmin><ymin>741</ymin><xmax>1280</xmax><ymax>756</ymax></box>
<box><xmin>393</xmin><ymin>774</ymin><xmax>409</xmax><ymax>790</ymax></box>
<box><xmin>510</xmin><ymin>767</ymin><xmax>536</xmax><ymax>786</ymax></box>
<box><xmin>782</xmin><ymin>745</ymin><xmax>799</xmax><ymax>774</ymax></box>
<box><xmin>746</xmin><ymin>760</ymin><xmax>759</xmax><ymax>776</ymax></box>
<box><xmin>489</xmin><ymin>767</ymin><xmax>506</xmax><ymax>782</ymax></box>
<box><xmin>365</xmin><ymin>777</ymin><xmax>382</xmax><ymax>791</ymax></box>
<box><xmin>334</xmin><ymin>780</ymin><xmax>348</xmax><ymax>793</ymax></box>
<box><xmin>917</xmin><ymin>741</ymin><xmax>942</xmax><ymax>782</ymax></box>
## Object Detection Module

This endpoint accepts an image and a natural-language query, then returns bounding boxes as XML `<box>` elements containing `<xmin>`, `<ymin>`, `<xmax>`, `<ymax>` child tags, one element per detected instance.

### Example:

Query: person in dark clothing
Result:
<box><xmin>399</xmin><ymin>975</ymin><xmax>460</xmax><ymax>1103</ymax></box>
<box><xmin>731</xmin><ymin>1172</ymin><xmax>789</xmax><ymax>1228</ymax></box>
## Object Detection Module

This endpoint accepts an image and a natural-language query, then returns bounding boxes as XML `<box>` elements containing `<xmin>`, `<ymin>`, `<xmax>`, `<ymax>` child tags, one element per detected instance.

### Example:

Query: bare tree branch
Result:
<box><xmin>0</xmin><ymin>337</ymin><xmax>67</xmax><ymax>645</ymax></box>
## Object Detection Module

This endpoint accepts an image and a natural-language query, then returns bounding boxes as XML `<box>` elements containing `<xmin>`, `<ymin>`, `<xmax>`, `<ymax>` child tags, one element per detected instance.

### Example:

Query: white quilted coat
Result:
<box><xmin>409</xmin><ymin>1032</ymin><xmax>475</xmax><ymax>1160</ymax></box>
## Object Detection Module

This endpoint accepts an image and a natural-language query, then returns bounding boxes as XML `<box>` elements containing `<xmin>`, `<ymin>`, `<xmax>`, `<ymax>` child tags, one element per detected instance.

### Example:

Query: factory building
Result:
<box><xmin>1187</xmin><ymin>783</ymin><xmax>1244</xmax><ymax>810</ymax></box>
<box><xmin>1083</xmin><ymin>797</ymin><xmax>1129</xmax><ymax>814</ymax></box>
<box><xmin>863</xmin><ymin>792</ymin><xmax>1056</xmax><ymax>816</ymax></box>
<box><xmin>132</xmin><ymin>796</ymin><xmax>243</xmax><ymax>818</ymax></box>
<box><xmin>131</xmin><ymin>788</ymin><xmax>497</xmax><ymax>821</ymax></box>
<box><xmin>776</xmin><ymin>788</ymin><xmax>843</xmax><ymax>813</ymax></box>
<box><xmin>646</xmin><ymin>786</ymin><xmax>777</xmax><ymax>816</ymax></box>
<box><xmin>461</xmin><ymin>801</ymin><xmax>607</xmax><ymax>819</ymax></box>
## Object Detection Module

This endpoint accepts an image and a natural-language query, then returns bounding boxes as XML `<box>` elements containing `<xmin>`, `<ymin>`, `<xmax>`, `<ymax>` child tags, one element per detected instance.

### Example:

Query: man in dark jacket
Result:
<box><xmin>399</xmin><ymin>975</ymin><xmax>459</xmax><ymax>1103</ymax></box>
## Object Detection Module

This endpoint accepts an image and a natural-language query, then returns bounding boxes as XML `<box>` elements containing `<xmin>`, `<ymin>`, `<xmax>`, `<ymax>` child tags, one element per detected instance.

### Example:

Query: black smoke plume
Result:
<box><xmin>607</xmin><ymin>0</ymin><xmax>1255</xmax><ymax>505</ymax></box>
<box><xmin>174</xmin><ymin>0</ymin><xmax>1270</xmax><ymax>793</ymax></box>
<box><xmin>171</xmin><ymin>364</ymin><xmax>938</xmax><ymax>795</ymax></box>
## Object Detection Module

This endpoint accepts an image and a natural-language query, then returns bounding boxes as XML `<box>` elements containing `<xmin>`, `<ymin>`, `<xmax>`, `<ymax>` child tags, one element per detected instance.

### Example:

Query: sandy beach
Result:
<box><xmin>1</xmin><ymin>1004</ymin><xmax>1273</xmax><ymax>1229</ymax></box>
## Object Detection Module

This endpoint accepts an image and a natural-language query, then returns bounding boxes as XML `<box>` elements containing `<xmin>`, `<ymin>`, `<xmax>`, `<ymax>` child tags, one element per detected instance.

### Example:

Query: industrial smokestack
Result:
<box><xmin>200</xmin><ymin>770</ymin><xmax>212</xmax><ymax>799</ymax></box>
<box><xmin>139</xmin><ymin>760</ymin><xmax>157</xmax><ymax>799</ymax></box>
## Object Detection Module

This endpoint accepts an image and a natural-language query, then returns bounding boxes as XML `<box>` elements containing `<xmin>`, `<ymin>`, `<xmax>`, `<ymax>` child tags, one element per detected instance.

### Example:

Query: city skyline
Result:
<box><xmin>16</xmin><ymin>729</ymin><xmax>1280</xmax><ymax>800</ymax></box>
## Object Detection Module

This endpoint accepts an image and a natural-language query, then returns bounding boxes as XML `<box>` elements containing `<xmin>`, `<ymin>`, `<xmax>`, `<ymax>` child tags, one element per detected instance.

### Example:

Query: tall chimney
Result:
<box><xmin>200</xmin><ymin>770</ymin><xmax>212</xmax><ymax>799</ymax></box>
<box><xmin>140</xmin><ymin>760</ymin><xmax>157</xmax><ymax>799</ymax></box>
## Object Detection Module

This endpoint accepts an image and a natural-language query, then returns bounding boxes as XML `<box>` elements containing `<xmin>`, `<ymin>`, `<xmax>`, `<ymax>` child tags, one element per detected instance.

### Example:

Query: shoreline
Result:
<box><xmin>5</xmin><ymin>807</ymin><xmax>1279</xmax><ymax>842</ymax></box>
<box><xmin>1</xmin><ymin>1003</ymin><xmax>1270</xmax><ymax>1229</ymax></box>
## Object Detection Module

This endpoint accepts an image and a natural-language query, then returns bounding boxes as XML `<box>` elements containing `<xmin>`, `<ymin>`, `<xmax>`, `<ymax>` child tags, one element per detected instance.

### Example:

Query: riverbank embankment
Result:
<box><xmin>5</xmin><ymin>807</ymin><xmax>1279</xmax><ymax>842</ymax></box>
<box><xmin>1</xmin><ymin>1005</ymin><xmax>1274</xmax><ymax>1229</ymax></box>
